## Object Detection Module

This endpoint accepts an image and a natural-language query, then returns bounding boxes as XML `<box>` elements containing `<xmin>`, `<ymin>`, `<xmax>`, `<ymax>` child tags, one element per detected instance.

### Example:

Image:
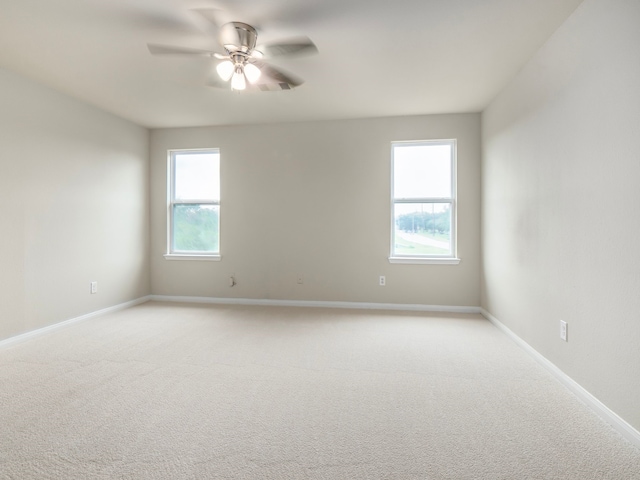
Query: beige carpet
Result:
<box><xmin>1</xmin><ymin>301</ymin><xmax>639</xmax><ymax>479</ymax></box>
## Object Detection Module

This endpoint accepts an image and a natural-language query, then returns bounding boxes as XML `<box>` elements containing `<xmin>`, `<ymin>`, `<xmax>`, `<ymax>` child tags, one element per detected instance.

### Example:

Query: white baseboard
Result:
<box><xmin>0</xmin><ymin>295</ymin><xmax>152</xmax><ymax>349</ymax></box>
<box><xmin>0</xmin><ymin>295</ymin><xmax>477</xmax><ymax>349</ymax></box>
<box><xmin>481</xmin><ymin>308</ymin><xmax>640</xmax><ymax>449</ymax></box>
<box><xmin>150</xmin><ymin>294</ymin><xmax>481</xmax><ymax>314</ymax></box>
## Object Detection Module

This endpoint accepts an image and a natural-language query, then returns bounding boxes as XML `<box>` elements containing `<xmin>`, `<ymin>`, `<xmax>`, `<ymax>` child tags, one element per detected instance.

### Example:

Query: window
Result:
<box><xmin>390</xmin><ymin>140</ymin><xmax>458</xmax><ymax>264</ymax></box>
<box><xmin>166</xmin><ymin>149</ymin><xmax>220</xmax><ymax>260</ymax></box>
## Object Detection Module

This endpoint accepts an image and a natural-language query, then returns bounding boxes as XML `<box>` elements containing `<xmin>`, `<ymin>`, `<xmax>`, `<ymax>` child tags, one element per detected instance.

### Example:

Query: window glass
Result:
<box><xmin>393</xmin><ymin>144</ymin><xmax>452</xmax><ymax>198</ymax></box>
<box><xmin>393</xmin><ymin>203</ymin><xmax>451</xmax><ymax>256</ymax></box>
<box><xmin>174</xmin><ymin>153</ymin><xmax>220</xmax><ymax>201</ymax></box>
<box><xmin>169</xmin><ymin>150</ymin><xmax>220</xmax><ymax>256</ymax></box>
<box><xmin>172</xmin><ymin>204</ymin><xmax>219</xmax><ymax>252</ymax></box>
<box><xmin>391</xmin><ymin>140</ymin><xmax>456</xmax><ymax>260</ymax></box>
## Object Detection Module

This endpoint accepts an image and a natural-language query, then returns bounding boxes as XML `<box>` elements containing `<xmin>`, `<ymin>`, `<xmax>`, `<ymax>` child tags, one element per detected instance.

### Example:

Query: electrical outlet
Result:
<box><xmin>379</xmin><ymin>275</ymin><xmax>386</xmax><ymax>286</ymax></box>
<box><xmin>297</xmin><ymin>274</ymin><xmax>304</xmax><ymax>285</ymax></box>
<box><xmin>560</xmin><ymin>320</ymin><xmax>568</xmax><ymax>341</ymax></box>
<box><xmin>90</xmin><ymin>281</ymin><xmax>98</xmax><ymax>294</ymax></box>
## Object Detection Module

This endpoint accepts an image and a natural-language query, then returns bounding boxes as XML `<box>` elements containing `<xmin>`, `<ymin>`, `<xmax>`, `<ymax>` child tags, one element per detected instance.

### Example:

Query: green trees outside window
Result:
<box><xmin>172</xmin><ymin>205</ymin><xmax>219</xmax><ymax>252</ymax></box>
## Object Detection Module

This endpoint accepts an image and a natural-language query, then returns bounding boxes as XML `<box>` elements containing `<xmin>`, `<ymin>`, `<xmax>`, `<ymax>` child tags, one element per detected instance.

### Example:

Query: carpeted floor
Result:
<box><xmin>1</xmin><ymin>301</ymin><xmax>639</xmax><ymax>479</ymax></box>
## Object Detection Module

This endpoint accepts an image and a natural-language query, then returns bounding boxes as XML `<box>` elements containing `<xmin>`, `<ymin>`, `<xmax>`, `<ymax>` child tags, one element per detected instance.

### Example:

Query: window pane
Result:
<box><xmin>174</xmin><ymin>152</ymin><xmax>220</xmax><ymax>201</ymax></box>
<box><xmin>393</xmin><ymin>203</ymin><xmax>451</xmax><ymax>256</ymax></box>
<box><xmin>393</xmin><ymin>144</ymin><xmax>452</xmax><ymax>199</ymax></box>
<box><xmin>172</xmin><ymin>204</ymin><xmax>219</xmax><ymax>253</ymax></box>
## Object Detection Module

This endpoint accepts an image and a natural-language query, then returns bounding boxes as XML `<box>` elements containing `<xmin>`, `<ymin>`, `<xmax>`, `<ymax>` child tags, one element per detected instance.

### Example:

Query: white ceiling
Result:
<box><xmin>0</xmin><ymin>0</ymin><xmax>583</xmax><ymax>129</ymax></box>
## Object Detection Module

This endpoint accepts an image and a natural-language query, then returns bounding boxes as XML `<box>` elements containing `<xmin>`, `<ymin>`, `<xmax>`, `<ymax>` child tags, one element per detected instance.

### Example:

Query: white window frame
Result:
<box><xmin>389</xmin><ymin>139</ymin><xmax>460</xmax><ymax>265</ymax></box>
<box><xmin>164</xmin><ymin>148</ymin><xmax>221</xmax><ymax>261</ymax></box>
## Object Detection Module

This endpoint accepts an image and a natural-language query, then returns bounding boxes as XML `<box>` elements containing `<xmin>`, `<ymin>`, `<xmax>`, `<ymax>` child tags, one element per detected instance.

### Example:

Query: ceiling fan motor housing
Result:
<box><xmin>221</xmin><ymin>22</ymin><xmax>257</xmax><ymax>54</ymax></box>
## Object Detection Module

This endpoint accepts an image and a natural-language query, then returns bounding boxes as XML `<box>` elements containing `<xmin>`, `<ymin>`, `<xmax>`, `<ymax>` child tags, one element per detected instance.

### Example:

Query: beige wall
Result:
<box><xmin>482</xmin><ymin>0</ymin><xmax>640</xmax><ymax>431</ymax></box>
<box><xmin>150</xmin><ymin>114</ymin><xmax>481</xmax><ymax>307</ymax></box>
<box><xmin>0</xmin><ymin>68</ymin><xmax>150</xmax><ymax>341</ymax></box>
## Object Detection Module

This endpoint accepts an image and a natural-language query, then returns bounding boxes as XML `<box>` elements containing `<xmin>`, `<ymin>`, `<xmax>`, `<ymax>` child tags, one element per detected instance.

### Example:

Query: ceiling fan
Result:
<box><xmin>148</xmin><ymin>10</ymin><xmax>318</xmax><ymax>91</ymax></box>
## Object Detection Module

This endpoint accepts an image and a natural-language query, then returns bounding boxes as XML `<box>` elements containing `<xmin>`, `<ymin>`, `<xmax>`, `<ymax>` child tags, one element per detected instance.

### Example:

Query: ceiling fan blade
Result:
<box><xmin>255</xmin><ymin>37</ymin><xmax>318</xmax><ymax>58</ymax></box>
<box><xmin>255</xmin><ymin>62</ymin><xmax>305</xmax><ymax>90</ymax></box>
<box><xmin>147</xmin><ymin>44</ymin><xmax>217</xmax><ymax>56</ymax></box>
<box><xmin>205</xmin><ymin>62</ymin><xmax>304</xmax><ymax>91</ymax></box>
<box><xmin>191</xmin><ymin>8</ymin><xmax>225</xmax><ymax>28</ymax></box>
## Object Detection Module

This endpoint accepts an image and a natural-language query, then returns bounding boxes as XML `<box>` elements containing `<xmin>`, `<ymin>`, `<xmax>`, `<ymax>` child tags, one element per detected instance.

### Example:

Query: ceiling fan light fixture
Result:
<box><xmin>231</xmin><ymin>68</ymin><xmax>246</xmax><ymax>90</ymax></box>
<box><xmin>244</xmin><ymin>63</ymin><xmax>261</xmax><ymax>84</ymax></box>
<box><xmin>216</xmin><ymin>60</ymin><xmax>234</xmax><ymax>81</ymax></box>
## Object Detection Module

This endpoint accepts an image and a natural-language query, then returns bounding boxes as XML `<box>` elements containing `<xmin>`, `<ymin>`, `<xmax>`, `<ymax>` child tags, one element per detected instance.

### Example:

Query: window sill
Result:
<box><xmin>164</xmin><ymin>254</ymin><xmax>221</xmax><ymax>262</ymax></box>
<box><xmin>388</xmin><ymin>257</ymin><xmax>460</xmax><ymax>265</ymax></box>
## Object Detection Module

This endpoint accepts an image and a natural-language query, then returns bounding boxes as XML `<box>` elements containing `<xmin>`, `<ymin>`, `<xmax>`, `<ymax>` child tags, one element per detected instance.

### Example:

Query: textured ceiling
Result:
<box><xmin>0</xmin><ymin>0</ymin><xmax>583</xmax><ymax>128</ymax></box>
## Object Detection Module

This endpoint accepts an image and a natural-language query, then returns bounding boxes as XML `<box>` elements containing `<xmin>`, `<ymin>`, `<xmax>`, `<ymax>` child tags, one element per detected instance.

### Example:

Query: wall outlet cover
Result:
<box><xmin>560</xmin><ymin>320</ymin><xmax>568</xmax><ymax>341</ymax></box>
